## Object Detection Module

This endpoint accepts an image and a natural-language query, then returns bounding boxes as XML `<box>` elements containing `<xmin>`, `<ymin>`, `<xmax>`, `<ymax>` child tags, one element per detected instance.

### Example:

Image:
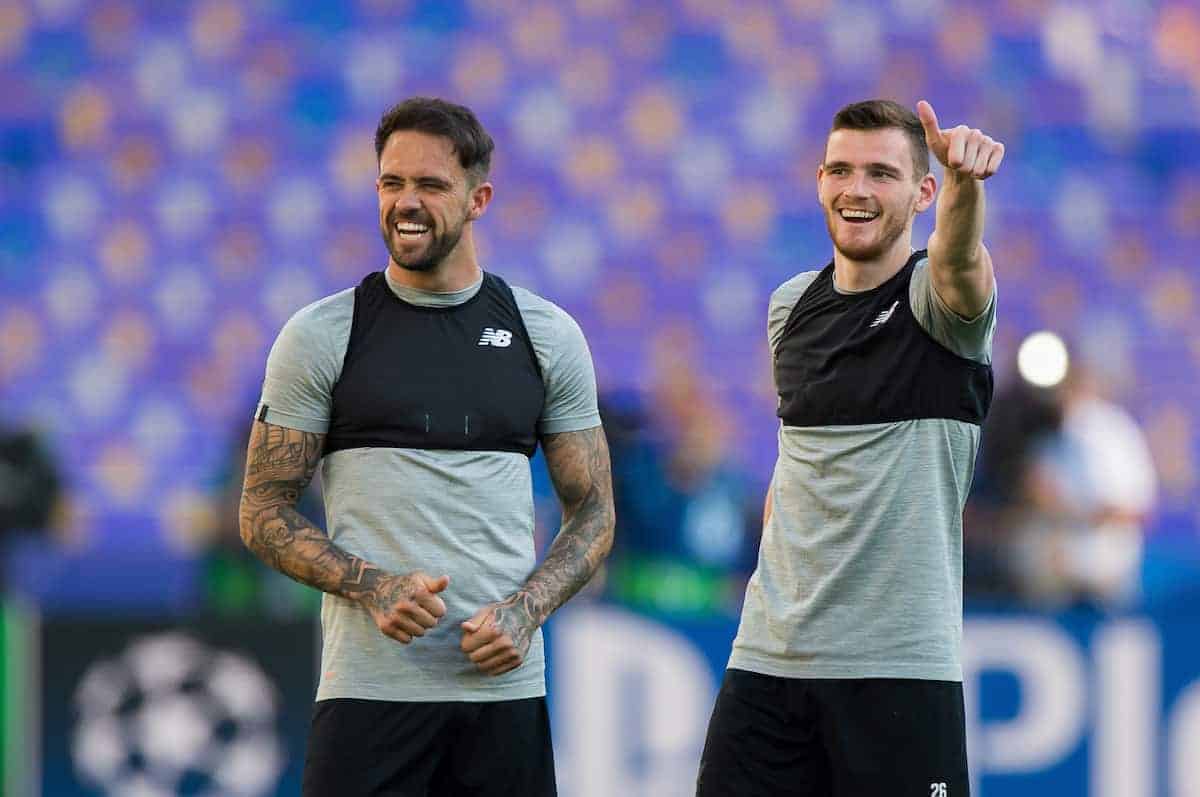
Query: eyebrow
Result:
<box><xmin>824</xmin><ymin>160</ymin><xmax>903</xmax><ymax>174</ymax></box>
<box><xmin>378</xmin><ymin>172</ymin><xmax>452</xmax><ymax>185</ymax></box>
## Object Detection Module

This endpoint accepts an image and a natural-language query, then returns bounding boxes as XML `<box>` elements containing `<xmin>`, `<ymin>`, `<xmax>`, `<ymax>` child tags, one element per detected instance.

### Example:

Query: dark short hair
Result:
<box><xmin>829</xmin><ymin>99</ymin><xmax>929</xmax><ymax>179</ymax></box>
<box><xmin>374</xmin><ymin>97</ymin><xmax>494</xmax><ymax>184</ymax></box>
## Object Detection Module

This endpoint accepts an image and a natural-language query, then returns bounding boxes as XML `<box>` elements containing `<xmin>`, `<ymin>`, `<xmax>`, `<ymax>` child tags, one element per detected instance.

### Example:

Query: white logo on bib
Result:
<box><xmin>478</xmin><ymin>327</ymin><xmax>513</xmax><ymax>347</ymax></box>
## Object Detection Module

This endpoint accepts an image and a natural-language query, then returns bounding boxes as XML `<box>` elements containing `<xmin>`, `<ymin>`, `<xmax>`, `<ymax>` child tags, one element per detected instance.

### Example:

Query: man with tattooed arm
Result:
<box><xmin>239</xmin><ymin>97</ymin><xmax>614</xmax><ymax>797</ymax></box>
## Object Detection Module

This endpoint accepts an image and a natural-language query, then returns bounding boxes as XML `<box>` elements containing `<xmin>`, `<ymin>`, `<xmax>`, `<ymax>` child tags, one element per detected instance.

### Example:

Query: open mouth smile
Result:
<box><xmin>395</xmin><ymin>221</ymin><xmax>431</xmax><ymax>239</ymax></box>
<box><xmin>838</xmin><ymin>209</ymin><xmax>879</xmax><ymax>224</ymax></box>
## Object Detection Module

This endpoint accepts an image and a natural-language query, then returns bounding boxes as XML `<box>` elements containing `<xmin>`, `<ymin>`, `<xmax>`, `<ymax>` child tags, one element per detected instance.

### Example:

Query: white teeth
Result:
<box><xmin>840</xmin><ymin>209</ymin><xmax>877</xmax><ymax>220</ymax></box>
<box><xmin>396</xmin><ymin>222</ymin><xmax>430</xmax><ymax>234</ymax></box>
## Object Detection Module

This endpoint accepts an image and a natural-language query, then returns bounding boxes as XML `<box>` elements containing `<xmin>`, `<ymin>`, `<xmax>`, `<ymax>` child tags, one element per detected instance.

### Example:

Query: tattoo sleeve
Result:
<box><xmin>499</xmin><ymin>425</ymin><xmax>615</xmax><ymax>631</ymax></box>
<box><xmin>238</xmin><ymin>420</ymin><xmax>399</xmax><ymax>609</ymax></box>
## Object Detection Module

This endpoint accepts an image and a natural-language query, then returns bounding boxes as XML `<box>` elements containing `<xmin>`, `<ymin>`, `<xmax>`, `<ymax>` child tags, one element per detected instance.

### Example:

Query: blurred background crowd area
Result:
<box><xmin>1</xmin><ymin>0</ymin><xmax>1199</xmax><ymax>620</ymax></box>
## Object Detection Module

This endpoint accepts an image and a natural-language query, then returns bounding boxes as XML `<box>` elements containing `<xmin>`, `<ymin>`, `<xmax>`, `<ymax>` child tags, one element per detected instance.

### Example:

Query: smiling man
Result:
<box><xmin>239</xmin><ymin>97</ymin><xmax>614</xmax><ymax>797</ymax></box>
<box><xmin>696</xmin><ymin>99</ymin><xmax>1004</xmax><ymax>796</ymax></box>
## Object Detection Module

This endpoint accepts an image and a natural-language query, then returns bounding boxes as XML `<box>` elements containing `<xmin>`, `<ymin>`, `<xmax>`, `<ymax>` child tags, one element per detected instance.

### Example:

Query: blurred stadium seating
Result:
<box><xmin>1</xmin><ymin>1</ymin><xmax>1198</xmax><ymax>795</ymax></box>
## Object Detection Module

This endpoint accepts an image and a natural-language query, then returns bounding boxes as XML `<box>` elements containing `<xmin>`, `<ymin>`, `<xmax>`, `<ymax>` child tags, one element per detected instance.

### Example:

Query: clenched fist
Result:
<box><xmin>460</xmin><ymin>593</ymin><xmax>539</xmax><ymax>676</ymax></box>
<box><xmin>918</xmin><ymin>100</ymin><xmax>1005</xmax><ymax>181</ymax></box>
<box><xmin>360</xmin><ymin>571</ymin><xmax>449</xmax><ymax>644</ymax></box>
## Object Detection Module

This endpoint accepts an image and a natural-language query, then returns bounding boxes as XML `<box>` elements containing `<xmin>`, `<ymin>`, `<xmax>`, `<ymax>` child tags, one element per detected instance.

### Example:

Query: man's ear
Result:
<box><xmin>467</xmin><ymin>182</ymin><xmax>494</xmax><ymax>221</ymax></box>
<box><xmin>915</xmin><ymin>172</ymin><xmax>937</xmax><ymax>213</ymax></box>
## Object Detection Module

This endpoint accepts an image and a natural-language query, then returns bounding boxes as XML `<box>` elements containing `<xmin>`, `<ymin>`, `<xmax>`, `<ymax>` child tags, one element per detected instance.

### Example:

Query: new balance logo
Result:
<box><xmin>478</xmin><ymin>327</ymin><xmax>512</xmax><ymax>347</ymax></box>
<box><xmin>869</xmin><ymin>300</ymin><xmax>900</xmax><ymax>328</ymax></box>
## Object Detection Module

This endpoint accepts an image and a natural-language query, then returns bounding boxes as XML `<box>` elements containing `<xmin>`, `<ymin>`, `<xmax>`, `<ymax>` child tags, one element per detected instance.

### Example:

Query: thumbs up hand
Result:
<box><xmin>917</xmin><ymin>100</ymin><xmax>1005</xmax><ymax>181</ymax></box>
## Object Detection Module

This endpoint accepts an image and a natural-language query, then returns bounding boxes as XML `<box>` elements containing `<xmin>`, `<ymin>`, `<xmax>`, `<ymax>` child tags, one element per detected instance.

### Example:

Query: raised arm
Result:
<box><xmin>238</xmin><ymin>420</ymin><xmax>448</xmax><ymax>642</ymax></box>
<box><xmin>460</xmin><ymin>425</ymin><xmax>615</xmax><ymax>675</ymax></box>
<box><xmin>919</xmin><ymin>100</ymin><xmax>1004</xmax><ymax>319</ymax></box>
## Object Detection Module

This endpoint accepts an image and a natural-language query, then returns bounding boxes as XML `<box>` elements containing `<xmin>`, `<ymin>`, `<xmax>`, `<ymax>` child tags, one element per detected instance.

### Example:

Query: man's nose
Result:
<box><xmin>845</xmin><ymin>172</ymin><xmax>870</xmax><ymax>197</ymax></box>
<box><xmin>393</xmin><ymin>189</ymin><xmax>421</xmax><ymax>212</ymax></box>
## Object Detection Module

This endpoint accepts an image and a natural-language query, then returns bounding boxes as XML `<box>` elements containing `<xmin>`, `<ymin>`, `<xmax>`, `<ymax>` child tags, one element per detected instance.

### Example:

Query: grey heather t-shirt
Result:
<box><xmin>257</xmin><ymin>270</ymin><xmax>601</xmax><ymax>701</ymax></box>
<box><xmin>729</xmin><ymin>257</ymin><xmax>996</xmax><ymax>682</ymax></box>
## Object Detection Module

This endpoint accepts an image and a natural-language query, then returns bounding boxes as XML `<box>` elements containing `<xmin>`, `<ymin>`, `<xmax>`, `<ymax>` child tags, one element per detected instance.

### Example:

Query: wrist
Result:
<box><xmin>346</xmin><ymin>566</ymin><xmax>396</xmax><ymax>608</ymax></box>
<box><xmin>941</xmin><ymin>169</ymin><xmax>980</xmax><ymax>189</ymax></box>
<box><xmin>507</xmin><ymin>589</ymin><xmax>548</xmax><ymax>627</ymax></box>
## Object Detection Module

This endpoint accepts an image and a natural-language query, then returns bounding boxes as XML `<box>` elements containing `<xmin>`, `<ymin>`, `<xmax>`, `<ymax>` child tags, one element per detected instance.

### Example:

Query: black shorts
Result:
<box><xmin>303</xmin><ymin>697</ymin><xmax>556</xmax><ymax>797</ymax></box>
<box><xmin>697</xmin><ymin>669</ymin><xmax>969</xmax><ymax>797</ymax></box>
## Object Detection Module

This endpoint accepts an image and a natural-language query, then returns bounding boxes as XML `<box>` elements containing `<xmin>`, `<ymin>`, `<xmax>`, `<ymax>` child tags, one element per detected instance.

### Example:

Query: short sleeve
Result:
<box><xmin>512</xmin><ymin>287</ymin><xmax>601</xmax><ymax>435</ymax></box>
<box><xmin>256</xmin><ymin>288</ymin><xmax>355</xmax><ymax>433</ymax></box>
<box><xmin>909</xmin><ymin>258</ymin><xmax>997</xmax><ymax>365</ymax></box>
<box><xmin>768</xmin><ymin>272</ymin><xmax>821</xmax><ymax>354</ymax></box>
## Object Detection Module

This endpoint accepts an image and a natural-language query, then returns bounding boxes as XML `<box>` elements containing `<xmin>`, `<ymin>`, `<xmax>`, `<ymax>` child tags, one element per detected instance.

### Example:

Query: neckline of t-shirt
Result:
<box><xmin>383</xmin><ymin>268</ymin><xmax>484</xmax><ymax>308</ymax></box>
<box><xmin>828</xmin><ymin>250</ymin><xmax>922</xmax><ymax>299</ymax></box>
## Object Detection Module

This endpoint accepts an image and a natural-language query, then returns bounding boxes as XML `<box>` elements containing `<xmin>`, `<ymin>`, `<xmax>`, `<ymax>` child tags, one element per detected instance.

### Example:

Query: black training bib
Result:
<box><xmin>325</xmin><ymin>271</ymin><xmax>545</xmax><ymax>457</ymax></box>
<box><xmin>775</xmin><ymin>250</ymin><xmax>992</xmax><ymax>428</ymax></box>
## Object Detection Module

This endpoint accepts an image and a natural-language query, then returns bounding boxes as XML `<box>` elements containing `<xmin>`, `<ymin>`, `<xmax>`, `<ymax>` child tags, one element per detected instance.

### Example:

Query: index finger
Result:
<box><xmin>461</xmin><ymin>624</ymin><xmax>500</xmax><ymax>653</ymax></box>
<box><xmin>396</xmin><ymin>603</ymin><xmax>438</xmax><ymax>629</ymax></box>
<box><xmin>415</xmin><ymin>592</ymin><xmax>447</xmax><ymax>618</ymax></box>
<box><xmin>916</xmin><ymin>100</ymin><xmax>942</xmax><ymax>144</ymax></box>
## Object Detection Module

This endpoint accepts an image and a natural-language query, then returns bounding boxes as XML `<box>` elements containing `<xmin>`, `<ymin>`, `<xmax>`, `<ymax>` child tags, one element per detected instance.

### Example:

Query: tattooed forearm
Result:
<box><xmin>509</xmin><ymin>426</ymin><xmax>615</xmax><ymax>628</ymax></box>
<box><xmin>238</xmin><ymin>420</ymin><xmax>401</xmax><ymax>607</ymax></box>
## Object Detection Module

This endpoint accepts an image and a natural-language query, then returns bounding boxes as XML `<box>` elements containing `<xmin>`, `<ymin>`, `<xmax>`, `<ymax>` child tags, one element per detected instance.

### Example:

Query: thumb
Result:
<box><xmin>916</xmin><ymin>100</ymin><xmax>942</xmax><ymax>146</ymax></box>
<box><xmin>461</xmin><ymin>605</ymin><xmax>492</xmax><ymax>633</ymax></box>
<box><xmin>423</xmin><ymin>574</ymin><xmax>450</xmax><ymax>593</ymax></box>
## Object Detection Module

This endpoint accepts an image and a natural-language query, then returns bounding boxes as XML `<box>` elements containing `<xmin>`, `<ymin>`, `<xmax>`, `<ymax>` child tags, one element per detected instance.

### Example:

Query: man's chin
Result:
<box><xmin>833</xmin><ymin>239</ymin><xmax>886</xmax><ymax>262</ymax></box>
<box><xmin>384</xmin><ymin>224</ymin><xmax>463</xmax><ymax>275</ymax></box>
<box><xmin>392</xmin><ymin>256</ymin><xmax>439</xmax><ymax>273</ymax></box>
<box><xmin>386</xmin><ymin>240</ymin><xmax>440</xmax><ymax>272</ymax></box>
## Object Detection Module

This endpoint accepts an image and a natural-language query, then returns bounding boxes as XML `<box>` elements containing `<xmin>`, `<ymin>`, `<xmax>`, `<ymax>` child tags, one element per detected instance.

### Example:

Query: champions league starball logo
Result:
<box><xmin>70</xmin><ymin>632</ymin><xmax>285</xmax><ymax>797</ymax></box>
